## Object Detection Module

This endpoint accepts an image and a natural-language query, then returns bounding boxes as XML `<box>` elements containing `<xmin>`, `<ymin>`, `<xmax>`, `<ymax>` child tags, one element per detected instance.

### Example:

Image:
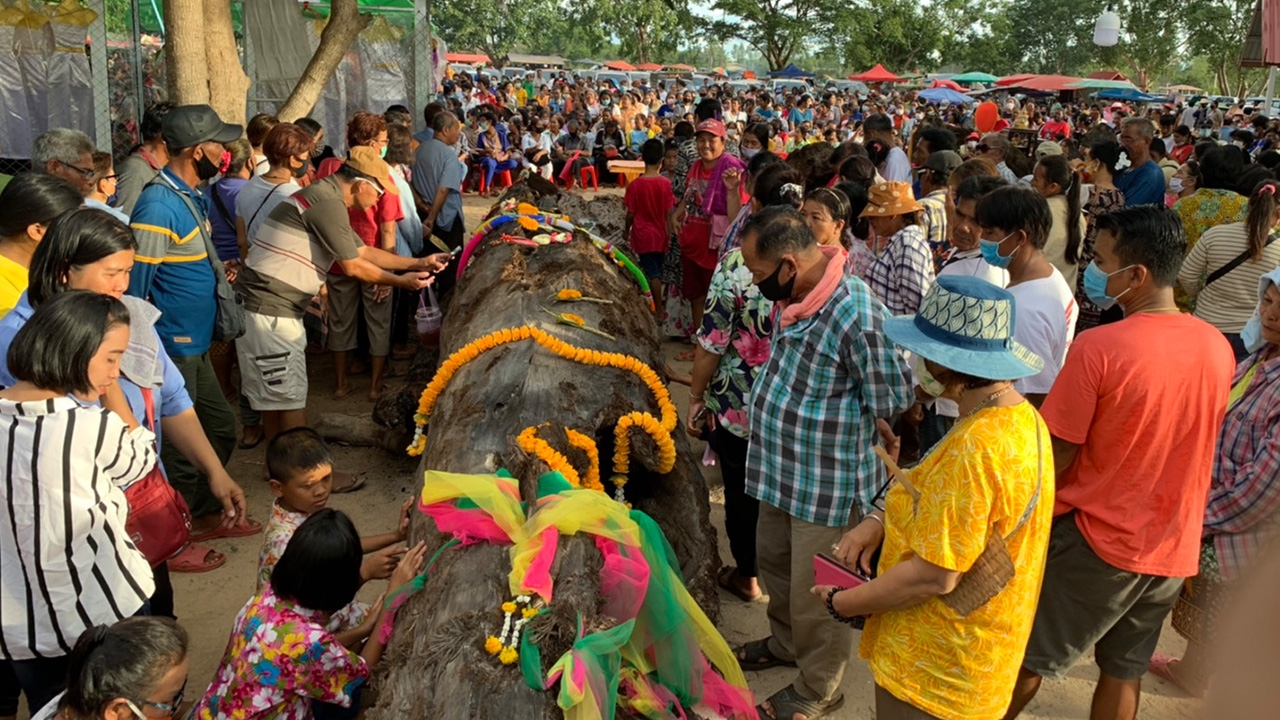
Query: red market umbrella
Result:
<box><xmin>604</xmin><ymin>60</ymin><xmax>637</xmax><ymax>71</ymax></box>
<box><xmin>637</xmin><ymin>63</ymin><xmax>663</xmax><ymax>71</ymax></box>
<box><xmin>848</xmin><ymin>63</ymin><xmax>905</xmax><ymax>83</ymax></box>
<box><xmin>929</xmin><ymin>78</ymin><xmax>964</xmax><ymax>91</ymax></box>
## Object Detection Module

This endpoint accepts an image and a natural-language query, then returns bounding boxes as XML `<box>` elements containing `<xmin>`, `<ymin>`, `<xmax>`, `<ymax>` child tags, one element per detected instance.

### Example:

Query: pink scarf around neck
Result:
<box><xmin>777</xmin><ymin>245</ymin><xmax>846</xmax><ymax>330</ymax></box>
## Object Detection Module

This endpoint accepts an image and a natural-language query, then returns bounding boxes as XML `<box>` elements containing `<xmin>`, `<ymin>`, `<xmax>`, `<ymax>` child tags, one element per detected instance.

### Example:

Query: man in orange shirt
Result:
<box><xmin>1004</xmin><ymin>206</ymin><xmax>1235</xmax><ymax>720</ymax></box>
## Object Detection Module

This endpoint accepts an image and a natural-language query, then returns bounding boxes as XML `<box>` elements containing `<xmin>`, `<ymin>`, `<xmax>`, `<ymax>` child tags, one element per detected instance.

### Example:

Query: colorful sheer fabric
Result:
<box><xmin>413</xmin><ymin>469</ymin><xmax>754</xmax><ymax>719</ymax></box>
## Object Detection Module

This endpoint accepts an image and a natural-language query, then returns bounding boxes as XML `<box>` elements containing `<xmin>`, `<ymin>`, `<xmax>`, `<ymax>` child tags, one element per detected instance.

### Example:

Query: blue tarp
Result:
<box><xmin>770</xmin><ymin>63</ymin><xmax>814</xmax><ymax>78</ymax></box>
<box><xmin>919</xmin><ymin>87</ymin><xmax>973</xmax><ymax>105</ymax></box>
<box><xmin>1094</xmin><ymin>88</ymin><xmax>1167</xmax><ymax>102</ymax></box>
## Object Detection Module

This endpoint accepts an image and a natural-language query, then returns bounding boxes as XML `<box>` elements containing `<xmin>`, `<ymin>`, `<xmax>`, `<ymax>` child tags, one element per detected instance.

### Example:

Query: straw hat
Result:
<box><xmin>884</xmin><ymin>276</ymin><xmax>1044</xmax><ymax>380</ymax></box>
<box><xmin>859</xmin><ymin>181</ymin><xmax>924</xmax><ymax>218</ymax></box>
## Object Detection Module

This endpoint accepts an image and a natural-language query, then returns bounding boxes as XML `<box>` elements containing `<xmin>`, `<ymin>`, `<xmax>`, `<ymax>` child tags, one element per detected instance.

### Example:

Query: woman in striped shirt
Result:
<box><xmin>0</xmin><ymin>292</ymin><xmax>156</xmax><ymax>716</ymax></box>
<box><xmin>1179</xmin><ymin>179</ymin><xmax>1280</xmax><ymax>361</ymax></box>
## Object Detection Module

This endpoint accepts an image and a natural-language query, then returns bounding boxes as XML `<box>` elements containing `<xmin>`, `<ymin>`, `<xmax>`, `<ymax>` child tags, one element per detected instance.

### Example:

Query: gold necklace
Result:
<box><xmin>965</xmin><ymin>384</ymin><xmax>1014</xmax><ymax>418</ymax></box>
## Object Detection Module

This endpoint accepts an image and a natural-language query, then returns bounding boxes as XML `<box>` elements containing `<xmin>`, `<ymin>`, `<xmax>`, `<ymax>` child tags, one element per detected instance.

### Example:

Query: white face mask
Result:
<box><xmin>1169</xmin><ymin>177</ymin><xmax>1184</xmax><ymax>194</ymax></box>
<box><xmin>967</xmin><ymin>140</ymin><xmax>978</xmax><ymax>150</ymax></box>
<box><xmin>915</xmin><ymin>355</ymin><xmax>947</xmax><ymax>398</ymax></box>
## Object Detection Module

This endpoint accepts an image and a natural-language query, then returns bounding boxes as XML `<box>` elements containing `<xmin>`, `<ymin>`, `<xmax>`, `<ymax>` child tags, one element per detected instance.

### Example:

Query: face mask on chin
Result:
<box><xmin>755</xmin><ymin>258</ymin><xmax>795</xmax><ymax>302</ymax></box>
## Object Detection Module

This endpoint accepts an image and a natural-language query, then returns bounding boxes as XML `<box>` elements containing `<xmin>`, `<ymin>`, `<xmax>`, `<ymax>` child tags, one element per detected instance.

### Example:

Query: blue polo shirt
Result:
<box><xmin>1115</xmin><ymin>159</ymin><xmax>1166</xmax><ymax>207</ymax></box>
<box><xmin>127</xmin><ymin>168</ymin><xmax>218</xmax><ymax>357</ymax></box>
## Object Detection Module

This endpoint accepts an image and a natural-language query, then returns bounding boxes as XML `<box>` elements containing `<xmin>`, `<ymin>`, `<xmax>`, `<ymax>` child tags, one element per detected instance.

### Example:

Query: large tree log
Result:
<box><xmin>369</xmin><ymin>186</ymin><xmax>721</xmax><ymax>719</ymax></box>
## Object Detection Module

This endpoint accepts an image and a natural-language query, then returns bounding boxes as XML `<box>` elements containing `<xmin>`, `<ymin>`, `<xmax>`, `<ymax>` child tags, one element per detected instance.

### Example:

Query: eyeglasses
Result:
<box><xmin>127</xmin><ymin>680</ymin><xmax>186</xmax><ymax>718</ymax></box>
<box><xmin>58</xmin><ymin>160</ymin><xmax>96</xmax><ymax>179</ymax></box>
<box><xmin>974</xmin><ymin>144</ymin><xmax>990</xmax><ymax>153</ymax></box>
<box><xmin>355</xmin><ymin>177</ymin><xmax>385</xmax><ymax>197</ymax></box>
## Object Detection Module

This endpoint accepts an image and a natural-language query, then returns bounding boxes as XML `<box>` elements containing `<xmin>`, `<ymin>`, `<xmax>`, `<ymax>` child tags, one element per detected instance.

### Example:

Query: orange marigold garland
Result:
<box><xmin>408</xmin><ymin>325</ymin><xmax>678</xmax><ymax>496</ymax></box>
<box><xmin>517</xmin><ymin>426</ymin><xmax>582</xmax><ymax>487</ymax></box>
<box><xmin>564</xmin><ymin>429</ymin><xmax>603</xmax><ymax>491</ymax></box>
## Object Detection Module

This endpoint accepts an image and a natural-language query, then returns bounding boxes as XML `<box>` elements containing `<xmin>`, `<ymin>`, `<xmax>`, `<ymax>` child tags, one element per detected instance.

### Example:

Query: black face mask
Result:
<box><xmin>292</xmin><ymin>158</ymin><xmax>309</xmax><ymax>178</ymax></box>
<box><xmin>755</xmin><ymin>259</ymin><xmax>795</xmax><ymax>302</ymax></box>
<box><xmin>194</xmin><ymin>151</ymin><xmax>221</xmax><ymax>181</ymax></box>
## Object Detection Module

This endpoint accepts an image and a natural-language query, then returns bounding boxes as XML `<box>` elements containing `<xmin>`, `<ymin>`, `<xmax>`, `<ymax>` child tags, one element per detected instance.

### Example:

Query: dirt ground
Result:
<box><xmin>164</xmin><ymin>191</ymin><xmax>1202</xmax><ymax>719</ymax></box>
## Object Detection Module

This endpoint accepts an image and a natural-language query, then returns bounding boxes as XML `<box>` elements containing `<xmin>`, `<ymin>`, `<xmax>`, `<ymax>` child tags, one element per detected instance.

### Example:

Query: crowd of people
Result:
<box><xmin>0</xmin><ymin>66</ymin><xmax>1274</xmax><ymax>720</ymax></box>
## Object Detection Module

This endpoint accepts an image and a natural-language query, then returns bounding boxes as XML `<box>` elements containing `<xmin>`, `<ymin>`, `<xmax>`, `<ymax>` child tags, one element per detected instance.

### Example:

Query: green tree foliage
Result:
<box><xmin>433</xmin><ymin>0</ymin><xmax>560</xmax><ymax>65</ymax></box>
<box><xmin>1183</xmin><ymin>0</ymin><xmax>1267</xmax><ymax>95</ymax></box>
<box><xmin>702</xmin><ymin>0</ymin><xmax>837</xmax><ymax>70</ymax></box>
<box><xmin>830</xmin><ymin>0</ymin><xmax>946</xmax><ymax>74</ymax></box>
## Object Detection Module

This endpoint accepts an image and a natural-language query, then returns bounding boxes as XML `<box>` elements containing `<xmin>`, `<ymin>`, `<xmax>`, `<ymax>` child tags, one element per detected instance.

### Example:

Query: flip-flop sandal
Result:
<box><xmin>676</xmin><ymin>349</ymin><xmax>696</xmax><ymax>361</ymax></box>
<box><xmin>719</xmin><ymin>566</ymin><xmax>762</xmax><ymax>602</ymax></box>
<box><xmin>331</xmin><ymin>471</ymin><xmax>366</xmax><ymax>494</ymax></box>
<box><xmin>734</xmin><ymin>637</ymin><xmax>797</xmax><ymax>672</ymax></box>
<box><xmin>1148</xmin><ymin>653</ymin><xmax>1204</xmax><ymax>697</ymax></box>
<box><xmin>168</xmin><ymin>544</ymin><xmax>226</xmax><ymax>573</ymax></box>
<box><xmin>189</xmin><ymin>517</ymin><xmax>263</xmax><ymax>544</ymax></box>
<box><xmin>757</xmin><ymin>685</ymin><xmax>844</xmax><ymax>720</ymax></box>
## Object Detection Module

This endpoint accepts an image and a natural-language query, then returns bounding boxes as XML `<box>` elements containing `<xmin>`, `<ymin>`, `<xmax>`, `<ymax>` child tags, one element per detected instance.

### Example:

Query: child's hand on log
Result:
<box><xmin>396</xmin><ymin>497</ymin><xmax>414</xmax><ymax>541</ymax></box>
<box><xmin>390</xmin><ymin>542</ymin><xmax>428</xmax><ymax>592</ymax></box>
<box><xmin>362</xmin><ymin>545</ymin><xmax>407</xmax><ymax>582</ymax></box>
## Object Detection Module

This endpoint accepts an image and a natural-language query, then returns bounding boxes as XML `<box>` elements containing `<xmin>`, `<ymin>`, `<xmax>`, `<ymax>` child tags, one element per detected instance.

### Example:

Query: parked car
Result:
<box><xmin>770</xmin><ymin>78</ymin><xmax>813</xmax><ymax>96</ymax></box>
<box><xmin>596</xmin><ymin>70</ymin><xmax>631</xmax><ymax>89</ymax></box>
<box><xmin>502</xmin><ymin>66</ymin><xmax>529</xmax><ymax>80</ymax></box>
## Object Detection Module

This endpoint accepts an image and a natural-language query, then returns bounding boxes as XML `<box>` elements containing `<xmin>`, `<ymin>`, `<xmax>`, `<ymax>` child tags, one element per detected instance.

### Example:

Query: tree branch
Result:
<box><xmin>277</xmin><ymin>0</ymin><xmax>371</xmax><ymax>123</ymax></box>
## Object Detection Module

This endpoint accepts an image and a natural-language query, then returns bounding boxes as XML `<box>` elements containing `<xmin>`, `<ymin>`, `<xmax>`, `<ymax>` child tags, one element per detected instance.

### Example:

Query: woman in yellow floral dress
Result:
<box><xmin>814</xmin><ymin>276</ymin><xmax>1055</xmax><ymax>720</ymax></box>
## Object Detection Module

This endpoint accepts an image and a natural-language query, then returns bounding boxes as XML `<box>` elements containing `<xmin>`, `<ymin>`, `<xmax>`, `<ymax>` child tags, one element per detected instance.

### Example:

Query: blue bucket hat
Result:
<box><xmin>884</xmin><ymin>276</ymin><xmax>1044</xmax><ymax>380</ymax></box>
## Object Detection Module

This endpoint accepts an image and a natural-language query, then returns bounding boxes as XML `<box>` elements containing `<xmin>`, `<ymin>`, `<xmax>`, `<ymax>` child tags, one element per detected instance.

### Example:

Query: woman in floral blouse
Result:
<box><xmin>1075</xmin><ymin>140</ymin><xmax>1126</xmax><ymax>332</ymax></box>
<box><xmin>191</xmin><ymin>510</ymin><xmax>426</xmax><ymax>720</ymax></box>
<box><xmin>688</xmin><ymin>163</ymin><xmax>804</xmax><ymax>603</ymax></box>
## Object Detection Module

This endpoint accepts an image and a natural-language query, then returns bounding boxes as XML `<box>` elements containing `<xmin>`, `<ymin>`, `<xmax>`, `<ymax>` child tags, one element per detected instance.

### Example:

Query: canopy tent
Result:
<box><xmin>849</xmin><ymin>63</ymin><xmax>904</xmax><ymax>83</ymax></box>
<box><xmin>1164</xmin><ymin>84</ymin><xmax>1203</xmax><ymax>92</ymax></box>
<box><xmin>448</xmin><ymin>52</ymin><xmax>491</xmax><ymax>65</ymax></box>
<box><xmin>666</xmin><ymin>63</ymin><xmax>697</xmax><ymax>71</ymax></box>
<box><xmin>604</xmin><ymin>60</ymin><xmax>637</xmax><ymax>71</ymax></box>
<box><xmin>506</xmin><ymin>53</ymin><xmax>565</xmax><ymax>67</ymax></box>
<box><xmin>996</xmin><ymin>74</ymin><xmax>1085</xmax><ymax>92</ymax></box>
<box><xmin>928</xmin><ymin>78</ymin><xmax>964</xmax><ymax>91</ymax></box>
<box><xmin>636</xmin><ymin>63</ymin><xmax>663</xmax><ymax>71</ymax></box>
<box><xmin>1094</xmin><ymin>88</ymin><xmax>1166</xmax><ymax>102</ymax></box>
<box><xmin>950</xmin><ymin>71</ymin><xmax>999</xmax><ymax>84</ymax></box>
<box><xmin>770</xmin><ymin>63</ymin><xmax>814</xmax><ymax>78</ymax></box>
<box><xmin>918</xmin><ymin>87</ymin><xmax>973</xmax><ymax>105</ymax></box>
<box><xmin>1070</xmin><ymin>78</ymin><xmax>1138</xmax><ymax>90</ymax></box>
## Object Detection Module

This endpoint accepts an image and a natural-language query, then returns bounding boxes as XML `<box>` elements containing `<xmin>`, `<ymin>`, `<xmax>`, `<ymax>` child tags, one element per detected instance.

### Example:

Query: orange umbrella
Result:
<box><xmin>929</xmin><ymin>78</ymin><xmax>964</xmax><ymax>91</ymax></box>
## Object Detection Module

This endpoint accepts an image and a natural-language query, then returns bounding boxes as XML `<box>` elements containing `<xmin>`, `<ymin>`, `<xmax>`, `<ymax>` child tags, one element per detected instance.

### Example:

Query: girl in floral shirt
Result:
<box><xmin>191</xmin><ymin>509</ymin><xmax>427</xmax><ymax>720</ymax></box>
<box><xmin>688</xmin><ymin>163</ymin><xmax>803</xmax><ymax>603</ymax></box>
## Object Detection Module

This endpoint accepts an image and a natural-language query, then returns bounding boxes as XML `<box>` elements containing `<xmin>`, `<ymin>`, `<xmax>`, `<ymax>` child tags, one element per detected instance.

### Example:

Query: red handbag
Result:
<box><xmin>124</xmin><ymin>388</ymin><xmax>192</xmax><ymax>567</ymax></box>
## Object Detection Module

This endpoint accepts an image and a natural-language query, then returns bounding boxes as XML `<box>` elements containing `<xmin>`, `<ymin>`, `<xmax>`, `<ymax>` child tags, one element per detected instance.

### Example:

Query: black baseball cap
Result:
<box><xmin>161</xmin><ymin>104</ymin><xmax>243</xmax><ymax>149</ymax></box>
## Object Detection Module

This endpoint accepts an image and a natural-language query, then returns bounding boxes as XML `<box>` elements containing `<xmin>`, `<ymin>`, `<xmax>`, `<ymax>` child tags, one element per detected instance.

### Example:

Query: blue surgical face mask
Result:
<box><xmin>1241</xmin><ymin>315</ymin><xmax>1264</xmax><ymax>353</ymax></box>
<box><xmin>1083</xmin><ymin>260</ymin><xmax>1135</xmax><ymax>310</ymax></box>
<box><xmin>978</xmin><ymin>231</ymin><xmax>1016</xmax><ymax>269</ymax></box>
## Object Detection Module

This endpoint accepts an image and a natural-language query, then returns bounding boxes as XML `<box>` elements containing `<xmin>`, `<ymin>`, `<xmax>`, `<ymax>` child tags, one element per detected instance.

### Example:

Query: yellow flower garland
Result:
<box><xmin>407</xmin><ymin>326</ymin><xmax>677</xmax><ymax>491</ymax></box>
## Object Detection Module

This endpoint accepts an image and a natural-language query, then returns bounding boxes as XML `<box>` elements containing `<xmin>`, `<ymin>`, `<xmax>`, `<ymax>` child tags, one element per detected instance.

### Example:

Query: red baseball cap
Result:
<box><xmin>695</xmin><ymin>119</ymin><xmax>726</xmax><ymax>138</ymax></box>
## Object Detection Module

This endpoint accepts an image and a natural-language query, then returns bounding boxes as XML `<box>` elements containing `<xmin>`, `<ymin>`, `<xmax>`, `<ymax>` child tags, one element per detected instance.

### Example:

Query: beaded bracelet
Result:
<box><xmin>825</xmin><ymin>587</ymin><xmax>868</xmax><ymax>629</ymax></box>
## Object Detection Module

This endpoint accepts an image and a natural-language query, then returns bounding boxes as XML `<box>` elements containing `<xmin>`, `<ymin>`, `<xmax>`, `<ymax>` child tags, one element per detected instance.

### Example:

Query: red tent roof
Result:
<box><xmin>636</xmin><ymin>63</ymin><xmax>663</xmax><ymax>71</ymax></box>
<box><xmin>995</xmin><ymin>74</ymin><xmax>1084</xmax><ymax>92</ymax></box>
<box><xmin>849</xmin><ymin>64</ymin><xmax>904</xmax><ymax>83</ymax></box>
<box><xmin>1088</xmin><ymin>70</ymin><xmax>1131</xmax><ymax>81</ymax></box>
<box><xmin>667</xmin><ymin>63</ymin><xmax>697</xmax><ymax>71</ymax></box>
<box><xmin>604</xmin><ymin>60</ymin><xmax>637</xmax><ymax>71</ymax></box>
<box><xmin>446</xmin><ymin>53</ymin><xmax>490</xmax><ymax>65</ymax></box>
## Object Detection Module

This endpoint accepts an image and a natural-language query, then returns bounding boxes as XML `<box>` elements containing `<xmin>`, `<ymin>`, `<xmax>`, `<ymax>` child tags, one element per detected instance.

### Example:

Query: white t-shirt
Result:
<box><xmin>236</xmin><ymin>176</ymin><xmax>301</xmax><ymax>248</ymax></box>
<box><xmin>938</xmin><ymin>248</ymin><xmax>1009</xmax><ymax>288</ymax></box>
<box><xmin>881</xmin><ymin>146</ymin><xmax>912</xmax><ymax>183</ymax></box>
<box><xmin>1007</xmin><ymin>269</ymin><xmax>1079</xmax><ymax>395</ymax></box>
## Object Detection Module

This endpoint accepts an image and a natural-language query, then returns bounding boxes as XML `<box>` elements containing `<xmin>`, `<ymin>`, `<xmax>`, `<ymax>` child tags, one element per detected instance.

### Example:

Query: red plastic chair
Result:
<box><xmin>579</xmin><ymin>166</ymin><xmax>599</xmax><ymax>191</ymax></box>
<box><xmin>475</xmin><ymin>168</ymin><xmax>513</xmax><ymax>195</ymax></box>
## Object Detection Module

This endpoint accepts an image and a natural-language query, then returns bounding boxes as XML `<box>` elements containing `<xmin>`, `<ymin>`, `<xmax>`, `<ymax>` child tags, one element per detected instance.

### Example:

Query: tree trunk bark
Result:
<box><xmin>276</xmin><ymin>0</ymin><xmax>371</xmax><ymax>122</ymax></box>
<box><xmin>163</xmin><ymin>0</ymin><xmax>209</xmax><ymax>105</ymax></box>
<box><xmin>202</xmin><ymin>0</ymin><xmax>251</xmax><ymax>125</ymax></box>
<box><xmin>369</xmin><ymin>184</ymin><xmax>722</xmax><ymax>718</ymax></box>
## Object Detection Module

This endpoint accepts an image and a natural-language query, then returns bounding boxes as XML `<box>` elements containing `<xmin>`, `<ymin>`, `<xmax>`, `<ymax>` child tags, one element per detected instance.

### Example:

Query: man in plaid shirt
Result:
<box><xmin>735</xmin><ymin>207</ymin><xmax>912</xmax><ymax>719</ymax></box>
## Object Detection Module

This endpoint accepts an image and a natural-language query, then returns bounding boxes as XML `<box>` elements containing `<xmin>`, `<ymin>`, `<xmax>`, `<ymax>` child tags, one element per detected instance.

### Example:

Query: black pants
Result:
<box><xmin>429</xmin><ymin>216</ymin><xmax>466</xmax><ymax>297</ymax></box>
<box><xmin>710</xmin><ymin>425</ymin><xmax>758</xmax><ymax>577</ymax></box>
<box><xmin>0</xmin><ymin>656</ymin><xmax>69</xmax><ymax>718</ymax></box>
